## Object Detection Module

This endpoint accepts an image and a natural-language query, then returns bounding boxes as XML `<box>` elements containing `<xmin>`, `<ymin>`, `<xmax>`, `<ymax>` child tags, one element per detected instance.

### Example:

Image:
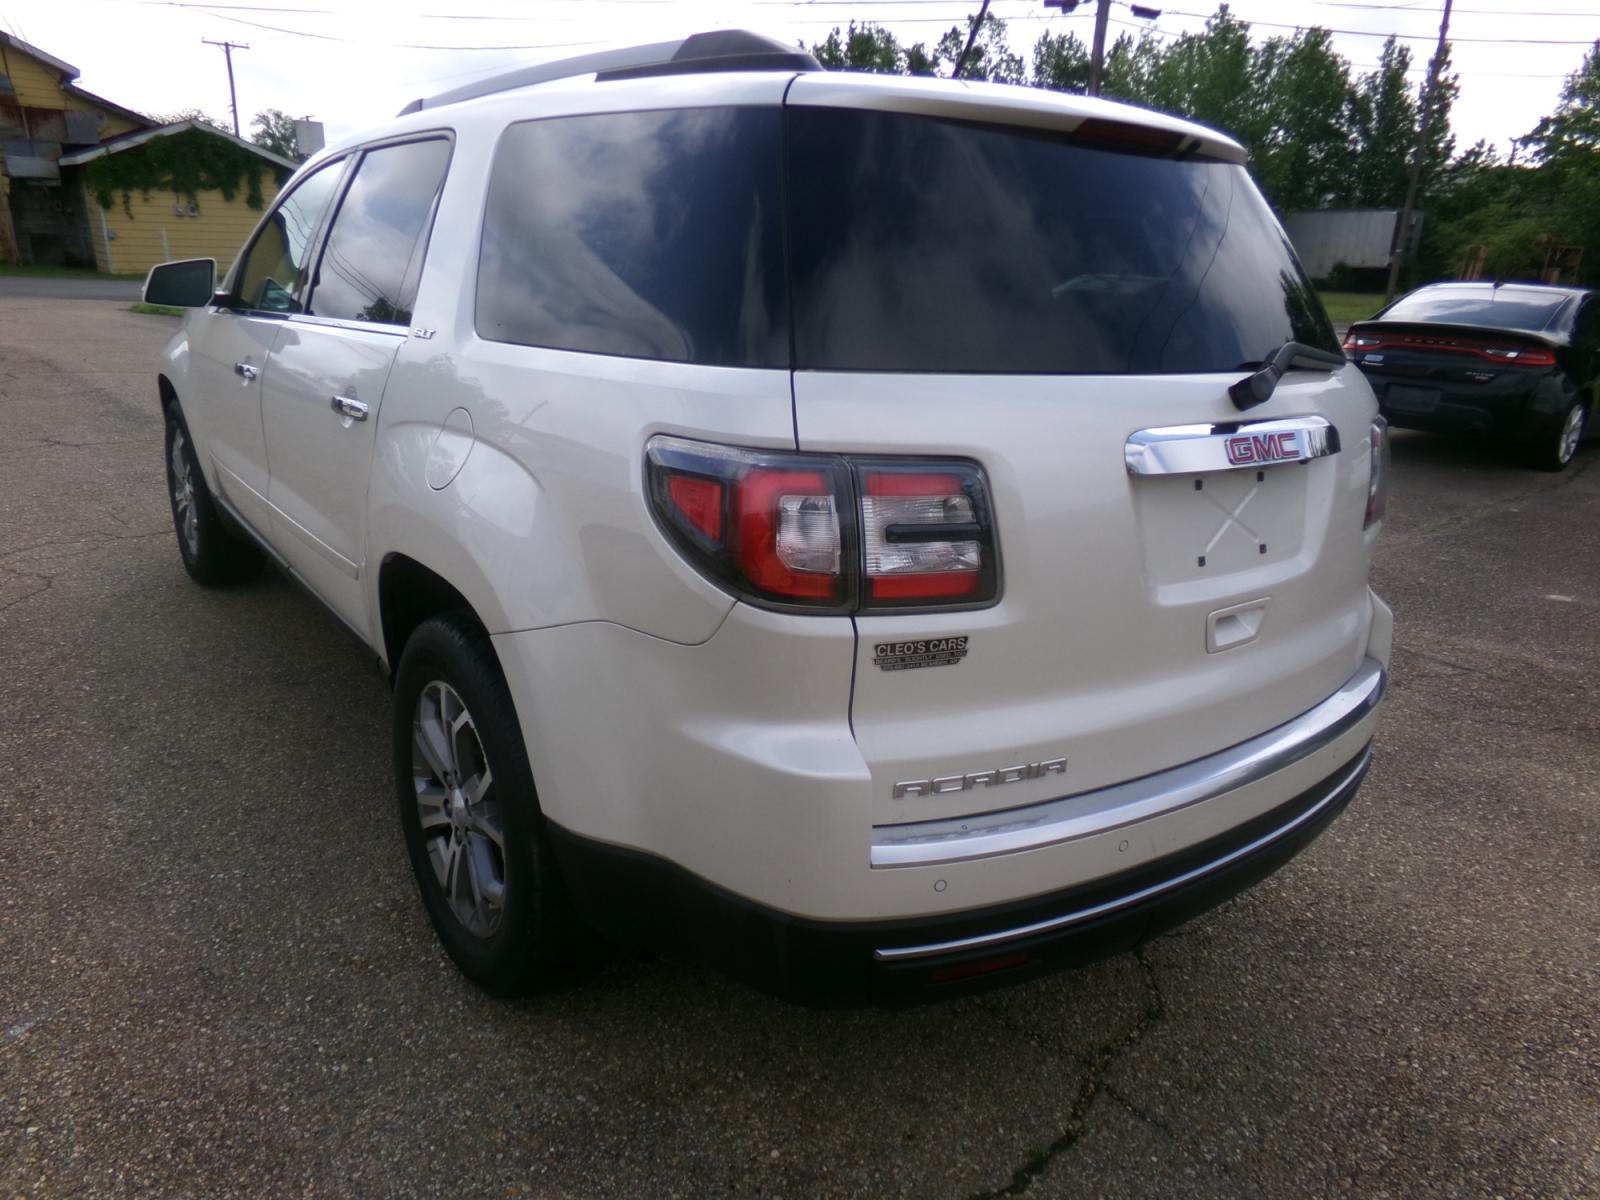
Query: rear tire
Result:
<box><xmin>164</xmin><ymin>409</ymin><xmax>262</xmax><ymax>584</ymax></box>
<box><xmin>1526</xmin><ymin>397</ymin><xmax>1586</xmax><ymax>472</ymax></box>
<box><xmin>392</xmin><ymin>614</ymin><xmax>571</xmax><ymax>996</ymax></box>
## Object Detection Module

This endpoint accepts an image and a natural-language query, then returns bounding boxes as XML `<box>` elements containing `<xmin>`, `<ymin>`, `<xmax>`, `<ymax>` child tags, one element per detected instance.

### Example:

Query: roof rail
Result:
<box><xmin>398</xmin><ymin>30</ymin><xmax>820</xmax><ymax>116</ymax></box>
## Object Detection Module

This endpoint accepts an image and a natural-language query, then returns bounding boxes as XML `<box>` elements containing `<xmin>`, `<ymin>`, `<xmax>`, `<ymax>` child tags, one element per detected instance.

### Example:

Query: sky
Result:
<box><xmin>1</xmin><ymin>0</ymin><xmax>1594</xmax><ymax>156</ymax></box>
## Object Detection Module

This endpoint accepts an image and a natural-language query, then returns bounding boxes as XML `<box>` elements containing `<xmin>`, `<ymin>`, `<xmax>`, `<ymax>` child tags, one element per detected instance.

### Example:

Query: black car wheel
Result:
<box><xmin>1527</xmin><ymin>397</ymin><xmax>1587</xmax><ymax>472</ymax></box>
<box><xmin>392</xmin><ymin>614</ymin><xmax>573</xmax><ymax>995</ymax></box>
<box><xmin>164</xmin><ymin>409</ymin><xmax>262</xmax><ymax>584</ymax></box>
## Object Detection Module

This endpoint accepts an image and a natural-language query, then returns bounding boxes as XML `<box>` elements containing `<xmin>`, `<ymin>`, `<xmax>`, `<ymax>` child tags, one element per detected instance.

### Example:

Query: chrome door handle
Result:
<box><xmin>331</xmin><ymin>394</ymin><xmax>369</xmax><ymax>421</ymax></box>
<box><xmin>234</xmin><ymin>361</ymin><xmax>259</xmax><ymax>381</ymax></box>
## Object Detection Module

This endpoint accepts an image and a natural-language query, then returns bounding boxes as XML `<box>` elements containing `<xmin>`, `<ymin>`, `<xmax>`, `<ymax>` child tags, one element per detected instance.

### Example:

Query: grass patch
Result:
<box><xmin>1318</xmin><ymin>291</ymin><xmax>1386</xmax><ymax>326</ymax></box>
<box><xmin>0</xmin><ymin>263</ymin><xmax>143</xmax><ymax>281</ymax></box>
<box><xmin>129</xmin><ymin>302</ymin><xmax>185</xmax><ymax>317</ymax></box>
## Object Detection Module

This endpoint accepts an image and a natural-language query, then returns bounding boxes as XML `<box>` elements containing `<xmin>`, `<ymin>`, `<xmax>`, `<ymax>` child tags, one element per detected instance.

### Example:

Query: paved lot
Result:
<box><xmin>2</xmin><ymin>299</ymin><xmax>1596</xmax><ymax>1199</ymax></box>
<box><xmin>0</xmin><ymin>275</ymin><xmax>142</xmax><ymax>302</ymax></box>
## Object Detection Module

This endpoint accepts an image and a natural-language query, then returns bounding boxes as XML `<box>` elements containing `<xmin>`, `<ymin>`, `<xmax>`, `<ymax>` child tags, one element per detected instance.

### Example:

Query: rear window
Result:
<box><xmin>476</xmin><ymin>108</ymin><xmax>787</xmax><ymax>367</ymax></box>
<box><xmin>785</xmin><ymin>108</ymin><xmax>1337</xmax><ymax>374</ymax></box>
<box><xmin>1379</xmin><ymin>288</ymin><xmax>1571</xmax><ymax>332</ymax></box>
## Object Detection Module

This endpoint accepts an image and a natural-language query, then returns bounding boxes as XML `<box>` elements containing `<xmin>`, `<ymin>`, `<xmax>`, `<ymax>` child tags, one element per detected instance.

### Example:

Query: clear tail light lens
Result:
<box><xmin>1365</xmin><ymin>417</ymin><xmax>1389</xmax><ymax>530</ymax></box>
<box><xmin>858</xmin><ymin>466</ymin><xmax>994</xmax><ymax>605</ymax></box>
<box><xmin>645</xmin><ymin>436</ymin><xmax>998</xmax><ymax>613</ymax></box>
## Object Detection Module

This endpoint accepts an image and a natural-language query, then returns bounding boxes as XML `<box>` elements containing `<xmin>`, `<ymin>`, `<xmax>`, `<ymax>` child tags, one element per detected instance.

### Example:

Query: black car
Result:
<box><xmin>1345</xmin><ymin>281</ymin><xmax>1598</xmax><ymax>470</ymax></box>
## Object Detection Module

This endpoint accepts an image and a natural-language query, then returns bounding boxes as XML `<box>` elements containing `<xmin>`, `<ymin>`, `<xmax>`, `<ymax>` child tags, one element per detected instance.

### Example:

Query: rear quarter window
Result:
<box><xmin>476</xmin><ymin>107</ymin><xmax>788</xmax><ymax>368</ymax></box>
<box><xmin>784</xmin><ymin>108</ymin><xmax>1337</xmax><ymax>374</ymax></box>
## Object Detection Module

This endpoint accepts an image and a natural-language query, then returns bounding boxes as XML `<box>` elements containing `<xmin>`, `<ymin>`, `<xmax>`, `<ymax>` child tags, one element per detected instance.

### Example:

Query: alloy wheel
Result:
<box><xmin>1558</xmin><ymin>405</ymin><xmax>1585</xmax><ymax>465</ymax></box>
<box><xmin>169</xmin><ymin>426</ymin><xmax>200</xmax><ymax>558</ymax></box>
<box><xmin>412</xmin><ymin>680</ymin><xmax>506</xmax><ymax>938</ymax></box>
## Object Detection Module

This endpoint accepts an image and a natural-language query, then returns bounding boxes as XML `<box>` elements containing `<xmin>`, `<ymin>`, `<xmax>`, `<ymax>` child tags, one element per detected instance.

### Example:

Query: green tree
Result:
<box><xmin>1522</xmin><ymin>39</ymin><xmax>1600</xmax><ymax>275</ymax></box>
<box><xmin>1249</xmin><ymin>29</ymin><xmax>1356</xmax><ymax>212</ymax></box>
<box><xmin>935</xmin><ymin>11</ymin><xmax>1025</xmax><ymax>84</ymax></box>
<box><xmin>1144</xmin><ymin>7</ymin><xmax>1262</xmax><ymax>144</ymax></box>
<box><xmin>810</xmin><ymin>21</ymin><xmax>914</xmax><ymax>75</ymax></box>
<box><xmin>1032</xmin><ymin>29</ymin><xmax>1091</xmax><ymax>94</ymax></box>
<box><xmin>1344</xmin><ymin>38</ymin><xmax>1416</xmax><ymax>206</ymax></box>
<box><xmin>250</xmin><ymin>108</ymin><xmax>307</xmax><ymax>163</ymax></box>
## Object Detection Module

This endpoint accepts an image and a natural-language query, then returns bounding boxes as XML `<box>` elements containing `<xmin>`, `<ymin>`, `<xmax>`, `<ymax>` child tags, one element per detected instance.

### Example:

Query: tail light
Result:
<box><xmin>645</xmin><ymin>435</ymin><xmax>998</xmax><ymax>613</ymax></box>
<box><xmin>1342</xmin><ymin>329</ymin><xmax>1556</xmax><ymax>366</ymax></box>
<box><xmin>1365</xmin><ymin>417</ymin><xmax>1389</xmax><ymax>530</ymax></box>
<box><xmin>1479</xmin><ymin>345</ymin><xmax>1556</xmax><ymax>365</ymax></box>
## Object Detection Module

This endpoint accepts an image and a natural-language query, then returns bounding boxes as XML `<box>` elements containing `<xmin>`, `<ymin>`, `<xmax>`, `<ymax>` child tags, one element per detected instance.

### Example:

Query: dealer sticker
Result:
<box><xmin>873</xmin><ymin>636</ymin><xmax>970</xmax><ymax>672</ymax></box>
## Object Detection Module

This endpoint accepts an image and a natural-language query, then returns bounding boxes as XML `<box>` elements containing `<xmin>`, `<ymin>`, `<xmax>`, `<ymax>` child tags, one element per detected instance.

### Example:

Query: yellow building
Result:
<box><xmin>62</xmin><ymin>121</ymin><xmax>294</xmax><ymax>275</ymax></box>
<box><xmin>1</xmin><ymin>32</ymin><xmax>292</xmax><ymax>272</ymax></box>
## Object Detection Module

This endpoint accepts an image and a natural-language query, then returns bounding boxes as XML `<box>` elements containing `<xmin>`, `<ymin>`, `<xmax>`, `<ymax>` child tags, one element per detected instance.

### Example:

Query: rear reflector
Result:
<box><xmin>929</xmin><ymin>952</ymin><xmax>1032</xmax><ymax>985</ymax></box>
<box><xmin>1365</xmin><ymin>417</ymin><xmax>1389</xmax><ymax>530</ymax></box>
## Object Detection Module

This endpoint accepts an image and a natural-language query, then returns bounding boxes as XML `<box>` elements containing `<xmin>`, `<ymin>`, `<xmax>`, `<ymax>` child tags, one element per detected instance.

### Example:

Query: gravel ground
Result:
<box><xmin>1</xmin><ymin>299</ymin><xmax>1596</xmax><ymax>1198</ymax></box>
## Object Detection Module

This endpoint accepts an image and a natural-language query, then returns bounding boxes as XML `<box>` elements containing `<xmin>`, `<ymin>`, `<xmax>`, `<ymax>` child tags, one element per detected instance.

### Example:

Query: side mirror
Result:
<box><xmin>142</xmin><ymin>258</ymin><xmax>217</xmax><ymax>308</ymax></box>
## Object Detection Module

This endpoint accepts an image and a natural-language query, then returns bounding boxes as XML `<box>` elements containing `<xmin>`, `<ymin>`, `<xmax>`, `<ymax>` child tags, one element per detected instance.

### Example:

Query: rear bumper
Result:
<box><xmin>1358</xmin><ymin>366</ymin><xmax>1554</xmax><ymax>437</ymax></box>
<box><xmin>550</xmin><ymin>744</ymin><xmax>1372</xmax><ymax>1006</ymax></box>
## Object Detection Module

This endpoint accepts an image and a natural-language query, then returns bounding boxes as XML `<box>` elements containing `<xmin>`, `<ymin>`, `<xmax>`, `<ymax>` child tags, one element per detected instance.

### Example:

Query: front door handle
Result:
<box><xmin>331</xmin><ymin>394</ymin><xmax>369</xmax><ymax>422</ymax></box>
<box><xmin>234</xmin><ymin>361</ymin><xmax>259</xmax><ymax>381</ymax></box>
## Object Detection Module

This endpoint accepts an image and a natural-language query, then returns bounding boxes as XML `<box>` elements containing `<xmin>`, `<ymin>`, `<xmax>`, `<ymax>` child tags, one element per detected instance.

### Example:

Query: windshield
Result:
<box><xmin>785</xmin><ymin>108</ymin><xmax>1338</xmax><ymax>374</ymax></box>
<box><xmin>1380</xmin><ymin>287</ymin><xmax>1571</xmax><ymax>332</ymax></box>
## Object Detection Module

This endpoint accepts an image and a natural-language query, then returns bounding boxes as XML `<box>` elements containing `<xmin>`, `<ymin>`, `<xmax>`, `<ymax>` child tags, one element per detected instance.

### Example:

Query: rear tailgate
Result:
<box><xmin>782</xmin><ymin>85</ymin><xmax>1381</xmax><ymax>827</ymax></box>
<box><xmin>798</xmin><ymin>371</ymin><xmax>1377</xmax><ymax>826</ymax></box>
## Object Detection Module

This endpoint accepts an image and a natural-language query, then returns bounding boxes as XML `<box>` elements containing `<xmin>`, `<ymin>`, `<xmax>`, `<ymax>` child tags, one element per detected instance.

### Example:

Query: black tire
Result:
<box><xmin>392</xmin><ymin>614</ymin><xmax>571</xmax><ymax>995</ymax></box>
<box><xmin>1525</xmin><ymin>395</ymin><xmax>1587</xmax><ymax>472</ymax></box>
<box><xmin>163</xmin><ymin>408</ymin><xmax>262</xmax><ymax>584</ymax></box>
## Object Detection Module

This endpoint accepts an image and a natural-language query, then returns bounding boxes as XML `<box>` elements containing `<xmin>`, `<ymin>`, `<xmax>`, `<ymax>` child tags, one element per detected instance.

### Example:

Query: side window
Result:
<box><xmin>307</xmin><ymin>138</ymin><xmax>451</xmax><ymax>326</ymax></box>
<box><xmin>234</xmin><ymin>160</ymin><xmax>344</xmax><ymax>314</ymax></box>
<box><xmin>475</xmin><ymin>108</ymin><xmax>788</xmax><ymax>368</ymax></box>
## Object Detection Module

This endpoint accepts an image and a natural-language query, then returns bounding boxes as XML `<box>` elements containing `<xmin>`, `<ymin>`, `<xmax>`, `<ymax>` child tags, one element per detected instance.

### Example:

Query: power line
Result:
<box><xmin>1156</xmin><ymin>8</ymin><xmax>1596</xmax><ymax>42</ymax></box>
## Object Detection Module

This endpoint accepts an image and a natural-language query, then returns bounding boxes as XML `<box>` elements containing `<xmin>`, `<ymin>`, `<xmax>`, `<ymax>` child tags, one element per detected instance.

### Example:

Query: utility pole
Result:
<box><xmin>201</xmin><ymin>38</ymin><xmax>249</xmax><ymax>136</ymax></box>
<box><xmin>1384</xmin><ymin>0</ymin><xmax>1452</xmax><ymax>302</ymax></box>
<box><xmin>1088</xmin><ymin>0</ymin><xmax>1111</xmax><ymax>96</ymax></box>
<box><xmin>951</xmin><ymin>0</ymin><xmax>993</xmax><ymax>80</ymax></box>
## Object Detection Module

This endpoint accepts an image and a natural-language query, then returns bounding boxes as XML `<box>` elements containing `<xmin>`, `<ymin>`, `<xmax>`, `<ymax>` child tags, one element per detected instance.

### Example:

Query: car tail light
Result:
<box><xmin>1479</xmin><ymin>345</ymin><xmax>1557</xmax><ymax>365</ymax></box>
<box><xmin>1365</xmin><ymin>417</ymin><xmax>1389</xmax><ymax>530</ymax></box>
<box><xmin>645</xmin><ymin>436</ymin><xmax>999</xmax><ymax>613</ymax></box>
<box><xmin>1342</xmin><ymin>329</ymin><xmax>1556</xmax><ymax>366</ymax></box>
<box><xmin>857</xmin><ymin>464</ymin><xmax>994</xmax><ymax>606</ymax></box>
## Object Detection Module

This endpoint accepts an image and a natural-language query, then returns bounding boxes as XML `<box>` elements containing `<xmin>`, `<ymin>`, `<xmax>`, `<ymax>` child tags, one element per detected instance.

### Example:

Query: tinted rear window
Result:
<box><xmin>477</xmin><ymin>108</ymin><xmax>787</xmax><ymax>367</ymax></box>
<box><xmin>1380</xmin><ymin>288</ymin><xmax>1571</xmax><ymax>332</ymax></box>
<box><xmin>785</xmin><ymin>108</ymin><xmax>1337</xmax><ymax>374</ymax></box>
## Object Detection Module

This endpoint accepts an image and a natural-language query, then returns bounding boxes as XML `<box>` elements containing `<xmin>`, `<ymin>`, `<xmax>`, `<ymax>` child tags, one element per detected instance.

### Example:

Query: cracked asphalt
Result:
<box><xmin>2</xmin><ymin>298</ymin><xmax>1597</xmax><ymax>1198</ymax></box>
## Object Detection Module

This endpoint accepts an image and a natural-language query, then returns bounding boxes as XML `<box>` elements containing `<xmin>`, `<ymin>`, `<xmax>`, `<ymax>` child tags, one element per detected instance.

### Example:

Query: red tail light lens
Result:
<box><xmin>645</xmin><ymin>436</ymin><xmax>999</xmax><ymax>613</ymax></box>
<box><xmin>1343</xmin><ymin>329</ymin><xmax>1556</xmax><ymax>366</ymax></box>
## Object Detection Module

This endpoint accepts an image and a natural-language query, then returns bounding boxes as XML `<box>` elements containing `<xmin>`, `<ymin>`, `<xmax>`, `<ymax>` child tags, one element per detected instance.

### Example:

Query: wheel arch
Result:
<box><xmin>378</xmin><ymin>552</ymin><xmax>497</xmax><ymax>678</ymax></box>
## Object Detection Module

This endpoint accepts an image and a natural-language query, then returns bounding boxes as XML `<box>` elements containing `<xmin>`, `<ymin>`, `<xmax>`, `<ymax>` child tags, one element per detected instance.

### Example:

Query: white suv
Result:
<box><xmin>144</xmin><ymin>31</ymin><xmax>1391</xmax><ymax>1004</ymax></box>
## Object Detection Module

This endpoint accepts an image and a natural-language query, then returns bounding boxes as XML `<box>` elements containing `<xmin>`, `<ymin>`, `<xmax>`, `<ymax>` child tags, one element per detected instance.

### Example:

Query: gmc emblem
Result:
<box><xmin>1225</xmin><ymin>430</ymin><xmax>1300</xmax><ymax>465</ymax></box>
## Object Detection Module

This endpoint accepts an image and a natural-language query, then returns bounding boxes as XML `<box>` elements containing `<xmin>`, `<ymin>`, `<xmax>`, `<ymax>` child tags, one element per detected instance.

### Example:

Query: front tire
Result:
<box><xmin>392</xmin><ymin>615</ymin><xmax>570</xmax><ymax>995</ymax></box>
<box><xmin>1527</xmin><ymin>396</ymin><xmax>1587</xmax><ymax>472</ymax></box>
<box><xmin>164</xmin><ymin>409</ymin><xmax>261</xmax><ymax>584</ymax></box>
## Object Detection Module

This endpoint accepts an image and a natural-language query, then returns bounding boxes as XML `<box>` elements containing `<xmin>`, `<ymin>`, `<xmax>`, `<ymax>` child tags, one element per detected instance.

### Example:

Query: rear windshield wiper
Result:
<box><xmin>1229</xmin><ymin>341</ymin><xmax>1347</xmax><ymax>411</ymax></box>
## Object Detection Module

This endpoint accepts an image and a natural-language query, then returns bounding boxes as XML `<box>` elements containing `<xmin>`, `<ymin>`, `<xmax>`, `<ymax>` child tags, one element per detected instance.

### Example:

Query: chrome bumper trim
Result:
<box><xmin>874</xmin><ymin>749</ymin><xmax>1371</xmax><ymax>964</ymax></box>
<box><xmin>870</xmin><ymin>657</ymin><xmax>1385</xmax><ymax>870</ymax></box>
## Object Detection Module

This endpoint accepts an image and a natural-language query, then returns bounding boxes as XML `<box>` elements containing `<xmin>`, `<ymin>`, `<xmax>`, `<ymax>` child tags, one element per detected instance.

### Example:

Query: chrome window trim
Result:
<box><xmin>873</xmin><ymin>749</ymin><xmax>1370</xmax><ymax>963</ymax></box>
<box><xmin>871</xmin><ymin>657</ymin><xmax>1384</xmax><ymax>870</ymax></box>
<box><xmin>1124</xmin><ymin>414</ymin><xmax>1340</xmax><ymax>476</ymax></box>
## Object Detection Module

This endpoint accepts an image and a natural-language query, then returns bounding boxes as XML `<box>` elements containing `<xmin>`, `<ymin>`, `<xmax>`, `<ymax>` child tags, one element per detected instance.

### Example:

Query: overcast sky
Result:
<box><xmin>3</xmin><ymin>0</ymin><xmax>1594</xmax><ymax>156</ymax></box>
